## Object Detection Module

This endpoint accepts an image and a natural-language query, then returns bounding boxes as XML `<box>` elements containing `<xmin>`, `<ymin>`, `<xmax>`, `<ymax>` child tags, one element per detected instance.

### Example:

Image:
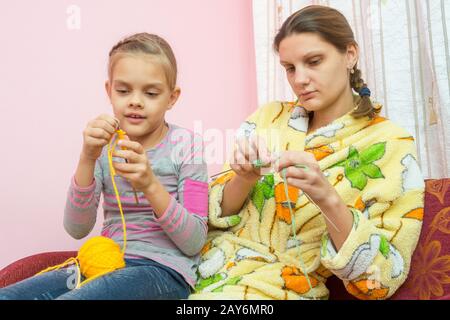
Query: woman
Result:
<box><xmin>189</xmin><ymin>5</ymin><xmax>424</xmax><ymax>300</ymax></box>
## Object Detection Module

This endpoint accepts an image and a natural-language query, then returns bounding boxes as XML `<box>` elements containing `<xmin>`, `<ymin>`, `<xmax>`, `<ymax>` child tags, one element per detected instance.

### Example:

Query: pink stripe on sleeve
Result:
<box><xmin>166</xmin><ymin>205</ymin><xmax>186</xmax><ymax>233</ymax></box>
<box><xmin>68</xmin><ymin>193</ymin><xmax>93</xmax><ymax>209</ymax></box>
<box><xmin>156</xmin><ymin>196</ymin><xmax>177</xmax><ymax>227</ymax></box>
<box><xmin>71</xmin><ymin>175</ymin><xmax>96</xmax><ymax>192</ymax></box>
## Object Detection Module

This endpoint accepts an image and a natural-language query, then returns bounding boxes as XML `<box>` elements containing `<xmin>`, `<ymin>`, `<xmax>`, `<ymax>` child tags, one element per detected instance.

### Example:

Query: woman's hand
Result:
<box><xmin>112</xmin><ymin>136</ymin><xmax>157</xmax><ymax>193</ymax></box>
<box><xmin>273</xmin><ymin>151</ymin><xmax>337</xmax><ymax>207</ymax></box>
<box><xmin>81</xmin><ymin>114</ymin><xmax>119</xmax><ymax>161</ymax></box>
<box><xmin>274</xmin><ymin>151</ymin><xmax>354</xmax><ymax>249</ymax></box>
<box><xmin>230</xmin><ymin>134</ymin><xmax>272</xmax><ymax>184</ymax></box>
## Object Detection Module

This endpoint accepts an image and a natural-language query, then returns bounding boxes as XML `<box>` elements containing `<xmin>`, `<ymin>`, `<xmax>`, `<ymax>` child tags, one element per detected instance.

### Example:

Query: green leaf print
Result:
<box><xmin>211</xmin><ymin>276</ymin><xmax>242</xmax><ymax>293</ymax></box>
<box><xmin>264</xmin><ymin>174</ymin><xmax>274</xmax><ymax>186</ymax></box>
<box><xmin>227</xmin><ymin>215</ymin><xmax>241</xmax><ymax>226</ymax></box>
<box><xmin>360</xmin><ymin>142</ymin><xmax>386</xmax><ymax>164</ymax></box>
<box><xmin>333</xmin><ymin>143</ymin><xmax>386</xmax><ymax>191</ymax></box>
<box><xmin>262</xmin><ymin>183</ymin><xmax>273</xmax><ymax>199</ymax></box>
<box><xmin>195</xmin><ymin>273</ymin><xmax>226</xmax><ymax>291</ymax></box>
<box><xmin>361</xmin><ymin>163</ymin><xmax>384</xmax><ymax>179</ymax></box>
<box><xmin>251</xmin><ymin>173</ymin><xmax>275</xmax><ymax>215</ymax></box>
<box><xmin>251</xmin><ymin>183</ymin><xmax>265</xmax><ymax>214</ymax></box>
<box><xmin>345</xmin><ymin>166</ymin><xmax>368</xmax><ymax>190</ymax></box>
<box><xmin>379</xmin><ymin>235</ymin><xmax>390</xmax><ymax>259</ymax></box>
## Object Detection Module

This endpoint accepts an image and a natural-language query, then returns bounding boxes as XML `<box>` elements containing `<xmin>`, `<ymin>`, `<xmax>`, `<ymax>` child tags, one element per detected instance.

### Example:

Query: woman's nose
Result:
<box><xmin>294</xmin><ymin>68</ymin><xmax>311</xmax><ymax>87</ymax></box>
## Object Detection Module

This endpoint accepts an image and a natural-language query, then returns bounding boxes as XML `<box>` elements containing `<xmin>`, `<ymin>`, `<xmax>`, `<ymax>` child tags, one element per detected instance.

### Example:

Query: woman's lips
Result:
<box><xmin>301</xmin><ymin>91</ymin><xmax>317</xmax><ymax>101</ymax></box>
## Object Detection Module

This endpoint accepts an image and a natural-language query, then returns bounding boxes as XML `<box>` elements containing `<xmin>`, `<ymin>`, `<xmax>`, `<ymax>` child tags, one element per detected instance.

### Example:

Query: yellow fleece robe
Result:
<box><xmin>189</xmin><ymin>100</ymin><xmax>424</xmax><ymax>300</ymax></box>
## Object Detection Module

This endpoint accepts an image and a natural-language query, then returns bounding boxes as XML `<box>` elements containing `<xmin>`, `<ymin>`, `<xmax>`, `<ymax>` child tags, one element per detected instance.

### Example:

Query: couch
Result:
<box><xmin>1</xmin><ymin>179</ymin><xmax>449</xmax><ymax>300</ymax></box>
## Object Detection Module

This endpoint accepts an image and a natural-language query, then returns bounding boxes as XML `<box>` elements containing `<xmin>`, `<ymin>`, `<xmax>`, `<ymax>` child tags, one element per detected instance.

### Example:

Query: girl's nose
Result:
<box><xmin>129</xmin><ymin>94</ymin><xmax>143</xmax><ymax>108</ymax></box>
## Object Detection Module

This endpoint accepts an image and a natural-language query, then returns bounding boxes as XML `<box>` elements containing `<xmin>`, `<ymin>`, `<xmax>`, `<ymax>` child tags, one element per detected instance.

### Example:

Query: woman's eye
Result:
<box><xmin>309</xmin><ymin>59</ymin><xmax>321</xmax><ymax>66</ymax></box>
<box><xmin>285</xmin><ymin>67</ymin><xmax>295</xmax><ymax>73</ymax></box>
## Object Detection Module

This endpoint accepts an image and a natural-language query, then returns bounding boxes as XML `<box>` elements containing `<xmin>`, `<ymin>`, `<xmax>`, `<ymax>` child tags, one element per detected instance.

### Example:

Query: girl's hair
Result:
<box><xmin>108</xmin><ymin>33</ymin><xmax>178</xmax><ymax>90</ymax></box>
<box><xmin>273</xmin><ymin>5</ymin><xmax>375</xmax><ymax>118</ymax></box>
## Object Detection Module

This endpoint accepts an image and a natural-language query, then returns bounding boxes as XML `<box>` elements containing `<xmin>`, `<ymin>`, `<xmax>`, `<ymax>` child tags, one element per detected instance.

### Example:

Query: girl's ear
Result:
<box><xmin>167</xmin><ymin>87</ymin><xmax>181</xmax><ymax>110</ymax></box>
<box><xmin>105</xmin><ymin>80</ymin><xmax>112</xmax><ymax>99</ymax></box>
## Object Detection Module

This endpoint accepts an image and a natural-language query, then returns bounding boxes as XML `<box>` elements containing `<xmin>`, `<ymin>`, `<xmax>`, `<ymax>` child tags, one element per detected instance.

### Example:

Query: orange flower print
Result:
<box><xmin>200</xmin><ymin>241</ymin><xmax>212</xmax><ymax>256</ymax></box>
<box><xmin>275</xmin><ymin>183</ymin><xmax>299</xmax><ymax>224</ymax></box>
<box><xmin>409</xmin><ymin>240</ymin><xmax>450</xmax><ymax>300</ymax></box>
<box><xmin>368</xmin><ymin>116</ymin><xmax>387</xmax><ymax>126</ymax></box>
<box><xmin>430</xmin><ymin>207</ymin><xmax>450</xmax><ymax>235</ymax></box>
<box><xmin>426</xmin><ymin>179</ymin><xmax>449</xmax><ymax>205</ymax></box>
<box><xmin>305</xmin><ymin>145</ymin><xmax>334</xmax><ymax>161</ymax></box>
<box><xmin>346</xmin><ymin>279</ymin><xmax>389</xmax><ymax>300</ymax></box>
<box><xmin>403</xmin><ymin>208</ymin><xmax>424</xmax><ymax>221</ymax></box>
<box><xmin>354</xmin><ymin>196</ymin><xmax>365</xmax><ymax>211</ymax></box>
<box><xmin>281</xmin><ymin>266</ymin><xmax>319</xmax><ymax>294</ymax></box>
<box><xmin>210</xmin><ymin>171</ymin><xmax>235</xmax><ymax>188</ymax></box>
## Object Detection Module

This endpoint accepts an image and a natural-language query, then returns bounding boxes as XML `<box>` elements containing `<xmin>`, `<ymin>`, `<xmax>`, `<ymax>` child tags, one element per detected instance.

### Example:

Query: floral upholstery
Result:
<box><xmin>391</xmin><ymin>178</ymin><xmax>450</xmax><ymax>300</ymax></box>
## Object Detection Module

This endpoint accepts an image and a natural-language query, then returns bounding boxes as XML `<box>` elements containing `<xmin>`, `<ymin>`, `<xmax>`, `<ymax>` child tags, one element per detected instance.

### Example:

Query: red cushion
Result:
<box><xmin>391</xmin><ymin>178</ymin><xmax>450</xmax><ymax>300</ymax></box>
<box><xmin>0</xmin><ymin>251</ymin><xmax>77</xmax><ymax>288</ymax></box>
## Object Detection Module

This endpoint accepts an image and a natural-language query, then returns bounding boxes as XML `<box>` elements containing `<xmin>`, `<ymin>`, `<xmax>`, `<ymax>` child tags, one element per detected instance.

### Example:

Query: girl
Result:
<box><xmin>189</xmin><ymin>6</ymin><xmax>424</xmax><ymax>300</ymax></box>
<box><xmin>0</xmin><ymin>33</ymin><xmax>208</xmax><ymax>300</ymax></box>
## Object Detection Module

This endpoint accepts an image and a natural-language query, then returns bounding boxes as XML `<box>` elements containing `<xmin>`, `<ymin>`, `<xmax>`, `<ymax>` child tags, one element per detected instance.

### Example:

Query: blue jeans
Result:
<box><xmin>0</xmin><ymin>258</ymin><xmax>191</xmax><ymax>300</ymax></box>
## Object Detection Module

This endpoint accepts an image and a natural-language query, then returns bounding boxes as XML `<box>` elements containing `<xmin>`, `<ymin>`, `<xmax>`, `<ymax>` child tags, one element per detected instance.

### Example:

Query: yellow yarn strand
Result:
<box><xmin>34</xmin><ymin>130</ymin><xmax>128</xmax><ymax>290</ymax></box>
<box><xmin>107</xmin><ymin>129</ymin><xmax>127</xmax><ymax>255</ymax></box>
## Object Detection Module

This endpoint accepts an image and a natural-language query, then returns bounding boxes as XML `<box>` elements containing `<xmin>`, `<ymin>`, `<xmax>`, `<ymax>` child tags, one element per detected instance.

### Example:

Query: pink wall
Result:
<box><xmin>0</xmin><ymin>0</ymin><xmax>257</xmax><ymax>269</ymax></box>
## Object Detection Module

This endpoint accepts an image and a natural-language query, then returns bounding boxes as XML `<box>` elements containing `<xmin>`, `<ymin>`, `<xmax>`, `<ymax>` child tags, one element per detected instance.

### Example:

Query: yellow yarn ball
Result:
<box><xmin>77</xmin><ymin>236</ymin><xmax>125</xmax><ymax>279</ymax></box>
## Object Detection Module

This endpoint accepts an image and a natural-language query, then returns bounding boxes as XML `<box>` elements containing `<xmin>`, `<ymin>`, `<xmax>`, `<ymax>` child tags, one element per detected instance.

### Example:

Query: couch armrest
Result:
<box><xmin>0</xmin><ymin>251</ymin><xmax>77</xmax><ymax>288</ymax></box>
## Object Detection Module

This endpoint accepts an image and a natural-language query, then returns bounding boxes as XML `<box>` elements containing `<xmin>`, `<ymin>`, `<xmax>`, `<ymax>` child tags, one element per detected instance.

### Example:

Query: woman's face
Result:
<box><xmin>278</xmin><ymin>32</ymin><xmax>357</xmax><ymax>112</ymax></box>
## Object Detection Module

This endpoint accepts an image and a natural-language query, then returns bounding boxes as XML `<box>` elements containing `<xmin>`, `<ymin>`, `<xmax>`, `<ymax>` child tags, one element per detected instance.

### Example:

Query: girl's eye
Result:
<box><xmin>146</xmin><ymin>92</ymin><xmax>158</xmax><ymax>97</ymax></box>
<box><xmin>116</xmin><ymin>89</ymin><xmax>128</xmax><ymax>94</ymax></box>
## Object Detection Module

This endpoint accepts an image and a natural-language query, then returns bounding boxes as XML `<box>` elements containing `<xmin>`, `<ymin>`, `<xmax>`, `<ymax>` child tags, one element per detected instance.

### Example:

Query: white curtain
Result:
<box><xmin>253</xmin><ymin>0</ymin><xmax>450</xmax><ymax>179</ymax></box>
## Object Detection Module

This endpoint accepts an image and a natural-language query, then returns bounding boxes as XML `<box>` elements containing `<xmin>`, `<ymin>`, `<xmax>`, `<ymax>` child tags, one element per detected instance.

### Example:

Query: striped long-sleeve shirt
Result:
<box><xmin>64</xmin><ymin>123</ymin><xmax>208</xmax><ymax>287</ymax></box>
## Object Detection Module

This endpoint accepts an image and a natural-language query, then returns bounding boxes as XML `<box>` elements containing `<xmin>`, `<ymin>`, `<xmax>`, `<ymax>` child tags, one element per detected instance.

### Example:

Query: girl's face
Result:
<box><xmin>278</xmin><ymin>32</ymin><xmax>357</xmax><ymax>112</ymax></box>
<box><xmin>105</xmin><ymin>53</ymin><xmax>179</xmax><ymax>144</ymax></box>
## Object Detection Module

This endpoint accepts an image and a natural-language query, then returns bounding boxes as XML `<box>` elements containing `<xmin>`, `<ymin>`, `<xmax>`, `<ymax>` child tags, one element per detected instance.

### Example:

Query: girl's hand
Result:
<box><xmin>230</xmin><ymin>134</ymin><xmax>271</xmax><ymax>184</ymax></box>
<box><xmin>111</xmin><ymin>136</ymin><xmax>156</xmax><ymax>192</ymax></box>
<box><xmin>273</xmin><ymin>151</ymin><xmax>337</xmax><ymax>207</ymax></box>
<box><xmin>81</xmin><ymin>114</ymin><xmax>119</xmax><ymax>161</ymax></box>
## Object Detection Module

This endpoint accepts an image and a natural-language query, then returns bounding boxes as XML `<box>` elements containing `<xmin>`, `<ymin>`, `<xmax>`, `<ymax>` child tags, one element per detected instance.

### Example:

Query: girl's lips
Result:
<box><xmin>125</xmin><ymin>116</ymin><xmax>146</xmax><ymax>124</ymax></box>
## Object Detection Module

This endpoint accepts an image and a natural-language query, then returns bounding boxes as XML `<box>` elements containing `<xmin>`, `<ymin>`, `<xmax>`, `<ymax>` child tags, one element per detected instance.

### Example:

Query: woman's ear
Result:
<box><xmin>167</xmin><ymin>87</ymin><xmax>181</xmax><ymax>110</ymax></box>
<box><xmin>346</xmin><ymin>43</ymin><xmax>359</xmax><ymax>69</ymax></box>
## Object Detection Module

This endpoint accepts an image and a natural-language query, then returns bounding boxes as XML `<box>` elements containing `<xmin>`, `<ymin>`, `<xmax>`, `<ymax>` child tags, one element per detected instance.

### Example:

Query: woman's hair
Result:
<box><xmin>108</xmin><ymin>33</ymin><xmax>178</xmax><ymax>90</ymax></box>
<box><xmin>273</xmin><ymin>5</ymin><xmax>375</xmax><ymax>118</ymax></box>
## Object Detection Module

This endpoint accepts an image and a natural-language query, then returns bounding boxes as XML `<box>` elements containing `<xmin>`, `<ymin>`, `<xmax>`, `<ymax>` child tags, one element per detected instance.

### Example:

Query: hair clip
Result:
<box><xmin>359</xmin><ymin>87</ymin><xmax>371</xmax><ymax>97</ymax></box>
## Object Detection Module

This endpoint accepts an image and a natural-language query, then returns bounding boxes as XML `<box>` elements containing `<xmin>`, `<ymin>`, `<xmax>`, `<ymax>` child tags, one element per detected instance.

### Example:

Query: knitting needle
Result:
<box><xmin>210</xmin><ymin>160</ymin><xmax>340</xmax><ymax>232</ymax></box>
<box><xmin>209</xmin><ymin>160</ymin><xmax>273</xmax><ymax>179</ymax></box>
<box><xmin>210</xmin><ymin>161</ymin><xmax>308</xmax><ymax>179</ymax></box>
